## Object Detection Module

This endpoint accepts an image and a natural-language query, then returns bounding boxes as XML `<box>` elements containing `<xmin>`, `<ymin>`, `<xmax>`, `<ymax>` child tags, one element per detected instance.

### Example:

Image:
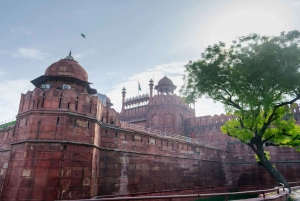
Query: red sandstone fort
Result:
<box><xmin>0</xmin><ymin>53</ymin><xmax>299</xmax><ymax>200</ymax></box>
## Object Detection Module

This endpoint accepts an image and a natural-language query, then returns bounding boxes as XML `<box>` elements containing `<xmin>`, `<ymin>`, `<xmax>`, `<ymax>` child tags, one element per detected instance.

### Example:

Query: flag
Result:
<box><xmin>138</xmin><ymin>81</ymin><xmax>141</xmax><ymax>91</ymax></box>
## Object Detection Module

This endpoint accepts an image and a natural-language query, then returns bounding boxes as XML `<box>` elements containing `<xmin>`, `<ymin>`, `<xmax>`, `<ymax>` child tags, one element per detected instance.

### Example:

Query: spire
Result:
<box><xmin>64</xmin><ymin>50</ymin><xmax>76</xmax><ymax>61</ymax></box>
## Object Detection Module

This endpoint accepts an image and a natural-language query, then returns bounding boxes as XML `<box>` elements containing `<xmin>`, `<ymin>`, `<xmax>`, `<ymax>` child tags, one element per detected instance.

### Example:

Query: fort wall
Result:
<box><xmin>1</xmin><ymin>55</ymin><xmax>300</xmax><ymax>200</ymax></box>
<box><xmin>1</xmin><ymin>111</ymin><xmax>300</xmax><ymax>200</ymax></box>
<box><xmin>0</xmin><ymin>126</ymin><xmax>13</xmax><ymax>196</ymax></box>
<box><xmin>98</xmin><ymin>122</ymin><xmax>228</xmax><ymax>195</ymax></box>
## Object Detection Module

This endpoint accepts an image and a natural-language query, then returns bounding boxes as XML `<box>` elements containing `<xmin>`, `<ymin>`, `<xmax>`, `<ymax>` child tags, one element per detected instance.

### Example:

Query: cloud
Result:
<box><xmin>0</xmin><ymin>79</ymin><xmax>33</xmax><ymax>122</ymax></box>
<box><xmin>73</xmin><ymin>54</ymin><xmax>82</xmax><ymax>59</ymax></box>
<box><xmin>0</xmin><ymin>69</ymin><xmax>6</xmax><ymax>76</ymax></box>
<box><xmin>292</xmin><ymin>1</ymin><xmax>300</xmax><ymax>6</ymax></box>
<box><xmin>0</xmin><ymin>49</ymin><xmax>7</xmax><ymax>54</ymax></box>
<box><xmin>13</xmin><ymin>48</ymin><xmax>50</xmax><ymax>60</ymax></box>
<box><xmin>106</xmin><ymin>62</ymin><xmax>225</xmax><ymax>116</ymax></box>
<box><xmin>11</xmin><ymin>27</ymin><xmax>33</xmax><ymax>35</ymax></box>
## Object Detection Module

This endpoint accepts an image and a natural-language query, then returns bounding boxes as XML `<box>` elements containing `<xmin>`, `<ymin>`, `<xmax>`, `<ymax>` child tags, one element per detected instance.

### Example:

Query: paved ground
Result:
<box><xmin>290</xmin><ymin>188</ymin><xmax>300</xmax><ymax>201</ymax></box>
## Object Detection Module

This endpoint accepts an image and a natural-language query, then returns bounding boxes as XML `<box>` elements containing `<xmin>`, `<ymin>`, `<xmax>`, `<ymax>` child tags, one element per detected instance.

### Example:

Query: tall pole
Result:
<box><xmin>121</xmin><ymin>87</ymin><xmax>126</xmax><ymax>113</ymax></box>
<box><xmin>149</xmin><ymin>79</ymin><xmax>154</xmax><ymax>104</ymax></box>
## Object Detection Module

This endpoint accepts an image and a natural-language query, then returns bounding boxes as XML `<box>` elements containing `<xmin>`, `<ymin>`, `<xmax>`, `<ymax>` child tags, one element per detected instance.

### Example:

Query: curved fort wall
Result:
<box><xmin>0</xmin><ymin>90</ymin><xmax>227</xmax><ymax>200</ymax></box>
<box><xmin>1</xmin><ymin>100</ymin><xmax>300</xmax><ymax>200</ymax></box>
<box><xmin>0</xmin><ymin>87</ymin><xmax>103</xmax><ymax>200</ymax></box>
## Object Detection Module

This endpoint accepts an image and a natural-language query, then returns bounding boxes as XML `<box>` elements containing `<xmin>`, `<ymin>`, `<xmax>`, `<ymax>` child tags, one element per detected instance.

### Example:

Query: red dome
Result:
<box><xmin>44</xmin><ymin>53</ymin><xmax>88</xmax><ymax>82</ymax></box>
<box><xmin>158</xmin><ymin>76</ymin><xmax>173</xmax><ymax>85</ymax></box>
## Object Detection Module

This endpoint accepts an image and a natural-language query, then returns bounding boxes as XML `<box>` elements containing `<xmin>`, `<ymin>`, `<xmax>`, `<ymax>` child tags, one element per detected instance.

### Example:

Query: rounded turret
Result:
<box><xmin>45</xmin><ymin>56</ymin><xmax>88</xmax><ymax>82</ymax></box>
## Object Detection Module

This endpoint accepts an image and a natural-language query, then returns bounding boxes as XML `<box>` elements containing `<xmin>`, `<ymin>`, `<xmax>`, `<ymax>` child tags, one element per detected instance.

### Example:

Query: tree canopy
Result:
<box><xmin>181</xmin><ymin>30</ymin><xmax>300</xmax><ymax>190</ymax></box>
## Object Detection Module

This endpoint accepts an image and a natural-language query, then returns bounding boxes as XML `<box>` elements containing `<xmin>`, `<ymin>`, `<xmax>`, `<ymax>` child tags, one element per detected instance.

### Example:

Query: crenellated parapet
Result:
<box><xmin>186</xmin><ymin>103</ymin><xmax>300</xmax><ymax>128</ymax></box>
<box><xmin>152</xmin><ymin>93</ymin><xmax>194</xmax><ymax>112</ymax></box>
<box><xmin>18</xmin><ymin>87</ymin><xmax>100</xmax><ymax>117</ymax></box>
<box><xmin>185</xmin><ymin>113</ymin><xmax>236</xmax><ymax>127</ymax></box>
<box><xmin>13</xmin><ymin>87</ymin><xmax>104</xmax><ymax>146</ymax></box>
<box><xmin>125</xmin><ymin>93</ymin><xmax>149</xmax><ymax>105</ymax></box>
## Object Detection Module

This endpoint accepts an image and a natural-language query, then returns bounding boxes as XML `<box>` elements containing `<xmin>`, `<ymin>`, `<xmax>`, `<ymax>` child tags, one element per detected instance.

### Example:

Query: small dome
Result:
<box><xmin>44</xmin><ymin>52</ymin><xmax>88</xmax><ymax>82</ymax></box>
<box><xmin>106</xmin><ymin>96</ymin><xmax>113</xmax><ymax>107</ymax></box>
<box><xmin>106</xmin><ymin>96</ymin><xmax>111</xmax><ymax>103</ymax></box>
<box><xmin>158</xmin><ymin>76</ymin><xmax>173</xmax><ymax>85</ymax></box>
<box><xmin>155</xmin><ymin>75</ymin><xmax>177</xmax><ymax>94</ymax></box>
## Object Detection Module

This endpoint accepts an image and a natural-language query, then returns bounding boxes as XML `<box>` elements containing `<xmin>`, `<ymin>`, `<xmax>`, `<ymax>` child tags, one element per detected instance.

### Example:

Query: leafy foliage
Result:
<box><xmin>0</xmin><ymin>120</ymin><xmax>16</xmax><ymax>129</ymax></box>
<box><xmin>182</xmin><ymin>95</ymin><xmax>194</xmax><ymax>104</ymax></box>
<box><xmin>255</xmin><ymin>151</ymin><xmax>271</xmax><ymax>162</ymax></box>
<box><xmin>181</xmin><ymin>31</ymin><xmax>300</xmax><ymax>151</ymax></box>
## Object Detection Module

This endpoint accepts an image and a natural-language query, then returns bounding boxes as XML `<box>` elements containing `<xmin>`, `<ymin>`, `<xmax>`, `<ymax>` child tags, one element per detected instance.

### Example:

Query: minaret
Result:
<box><xmin>122</xmin><ymin>87</ymin><xmax>126</xmax><ymax>113</ymax></box>
<box><xmin>149</xmin><ymin>79</ymin><xmax>154</xmax><ymax>104</ymax></box>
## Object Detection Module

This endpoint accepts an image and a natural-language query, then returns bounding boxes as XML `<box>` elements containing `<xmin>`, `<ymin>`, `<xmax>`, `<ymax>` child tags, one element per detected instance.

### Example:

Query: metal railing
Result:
<box><xmin>67</xmin><ymin>182</ymin><xmax>300</xmax><ymax>201</ymax></box>
<box><xmin>120</xmin><ymin>121</ymin><xmax>215</xmax><ymax>148</ymax></box>
<box><xmin>58</xmin><ymin>182</ymin><xmax>300</xmax><ymax>201</ymax></box>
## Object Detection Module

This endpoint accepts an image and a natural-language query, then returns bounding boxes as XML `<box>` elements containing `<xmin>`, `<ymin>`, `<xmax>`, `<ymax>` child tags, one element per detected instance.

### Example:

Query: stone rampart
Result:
<box><xmin>1</xmin><ymin>91</ymin><xmax>300</xmax><ymax>200</ymax></box>
<box><xmin>98</xmin><ymin>122</ymin><xmax>228</xmax><ymax>196</ymax></box>
<box><xmin>1</xmin><ymin>115</ymin><xmax>300</xmax><ymax>200</ymax></box>
<box><xmin>0</xmin><ymin>126</ymin><xmax>13</xmax><ymax>197</ymax></box>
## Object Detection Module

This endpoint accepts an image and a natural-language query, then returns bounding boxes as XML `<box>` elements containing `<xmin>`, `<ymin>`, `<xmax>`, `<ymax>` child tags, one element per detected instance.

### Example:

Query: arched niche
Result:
<box><xmin>152</xmin><ymin>114</ymin><xmax>159</xmax><ymax>126</ymax></box>
<box><xmin>164</xmin><ymin>113</ymin><xmax>174</xmax><ymax>125</ymax></box>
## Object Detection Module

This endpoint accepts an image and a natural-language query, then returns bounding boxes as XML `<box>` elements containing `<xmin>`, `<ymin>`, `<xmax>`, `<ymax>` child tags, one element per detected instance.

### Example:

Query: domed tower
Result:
<box><xmin>146</xmin><ymin>76</ymin><xmax>195</xmax><ymax>135</ymax></box>
<box><xmin>154</xmin><ymin>76</ymin><xmax>176</xmax><ymax>94</ymax></box>
<box><xmin>1</xmin><ymin>52</ymin><xmax>101</xmax><ymax>201</ymax></box>
<box><xmin>31</xmin><ymin>51</ymin><xmax>97</xmax><ymax>94</ymax></box>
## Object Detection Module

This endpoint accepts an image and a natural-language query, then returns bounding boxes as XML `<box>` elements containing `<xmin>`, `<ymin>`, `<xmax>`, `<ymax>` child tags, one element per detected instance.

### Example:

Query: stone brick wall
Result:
<box><xmin>98</xmin><ymin>125</ymin><xmax>228</xmax><ymax>196</ymax></box>
<box><xmin>0</xmin><ymin>126</ymin><xmax>13</xmax><ymax>196</ymax></box>
<box><xmin>0</xmin><ymin>86</ymin><xmax>105</xmax><ymax>201</ymax></box>
<box><xmin>1</xmin><ymin>109</ymin><xmax>300</xmax><ymax>200</ymax></box>
<box><xmin>185</xmin><ymin>112</ymin><xmax>300</xmax><ymax>188</ymax></box>
<box><xmin>0</xmin><ymin>142</ymin><xmax>100</xmax><ymax>200</ymax></box>
<box><xmin>226</xmin><ymin>142</ymin><xmax>300</xmax><ymax>186</ymax></box>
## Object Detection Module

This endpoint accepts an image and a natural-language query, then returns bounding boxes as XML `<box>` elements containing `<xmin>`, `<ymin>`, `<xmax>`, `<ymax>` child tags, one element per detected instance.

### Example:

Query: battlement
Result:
<box><xmin>125</xmin><ymin>93</ymin><xmax>149</xmax><ymax>103</ymax></box>
<box><xmin>120</xmin><ymin>121</ymin><xmax>218</xmax><ymax>149</ymax></box>
<box><xmin>19</xmin><ymin>87</ymin><xmax>102</xmax><ymax>118</ymax></box>
<box><xmin>152</xmin><ymin>93</ymin><xmax>194</xmax><ymax>111</ymax></box>
<box><xmin>186</xmin><ymin>103</ymin><xmax>300</xmax><ymax>127</ymax></box>
<box><xmin>185</xmin><ymin>113</ymin><xmax>235</xmax><ymax>127</ymax></box>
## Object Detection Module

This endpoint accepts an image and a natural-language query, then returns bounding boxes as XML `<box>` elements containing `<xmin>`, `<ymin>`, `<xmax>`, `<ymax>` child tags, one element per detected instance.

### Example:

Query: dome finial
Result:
<box><xmin>64</xmin><ymin>50</ymin><xmax>75</xmax><ymax>61</ymax></box>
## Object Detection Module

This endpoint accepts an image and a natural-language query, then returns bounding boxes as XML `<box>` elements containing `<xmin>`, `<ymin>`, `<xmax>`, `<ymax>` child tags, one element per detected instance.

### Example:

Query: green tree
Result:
<box><xmin>181</xmin><ymin>31</ymin><xmax>300</xmax><ymax>192</ymax></box>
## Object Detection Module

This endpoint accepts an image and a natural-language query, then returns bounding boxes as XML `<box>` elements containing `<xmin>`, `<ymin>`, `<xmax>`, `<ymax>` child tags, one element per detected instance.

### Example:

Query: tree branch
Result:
<box><xmin>275</xmin><ymin>90</ymin><xmax>300</xmax><ymax>109</ymax></box>
<box><xmin>262</xmin><ymin>135</ymin><xmax>275</xmax><ymax>144</ymax></box>
<box><xmin>215</xmin><ymin>83</ymin><xmax>242</xmax><ymax>110</ymax></box>
<box><xmin>260</xmin><ymin>110</ymin><xmax>279</xmax><ymax>137</ymax></box>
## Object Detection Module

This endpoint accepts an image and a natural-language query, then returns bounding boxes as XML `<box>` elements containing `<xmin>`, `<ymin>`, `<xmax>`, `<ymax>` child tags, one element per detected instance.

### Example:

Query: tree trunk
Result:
<box><xmin>255</xmin><ymin>148</ymin><xmax>291</xmax><ymax>193</ymax></box>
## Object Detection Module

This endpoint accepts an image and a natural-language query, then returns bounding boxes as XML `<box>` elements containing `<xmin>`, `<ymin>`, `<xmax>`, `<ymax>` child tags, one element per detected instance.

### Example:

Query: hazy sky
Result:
<box><xmin>1</xmin><ymin>0</ymin><xmax>300</xmax><ymax>121</ymax></box>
